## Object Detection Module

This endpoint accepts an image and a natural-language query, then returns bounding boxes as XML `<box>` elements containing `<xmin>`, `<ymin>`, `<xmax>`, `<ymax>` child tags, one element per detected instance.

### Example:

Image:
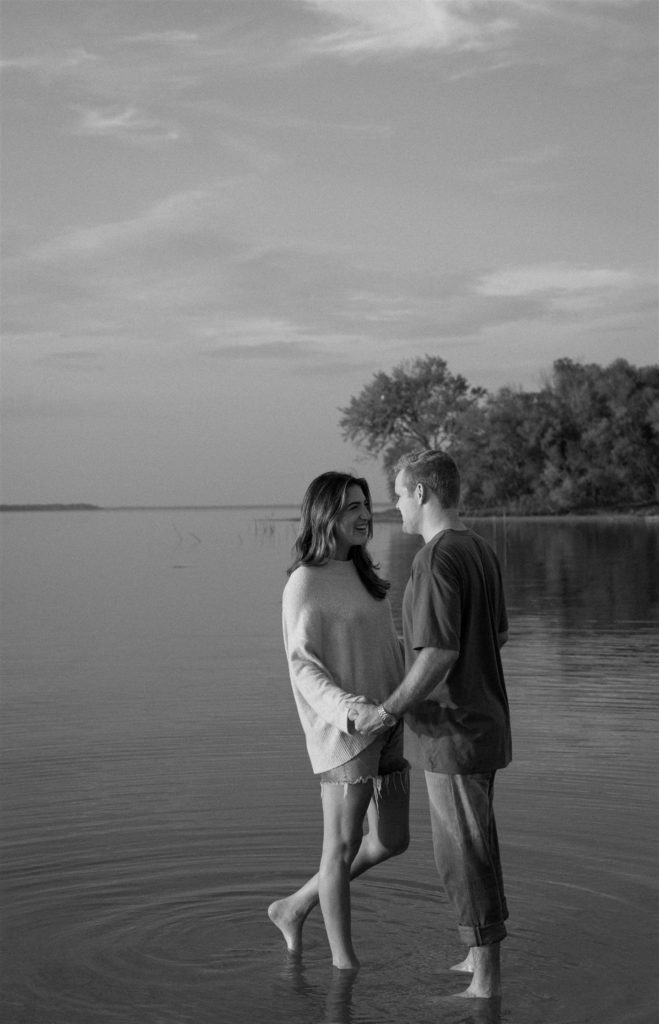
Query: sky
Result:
<box><xmin>1</xmin><ymin>0</ymin><xmax>657</xmax><ymax>506</ymax></box>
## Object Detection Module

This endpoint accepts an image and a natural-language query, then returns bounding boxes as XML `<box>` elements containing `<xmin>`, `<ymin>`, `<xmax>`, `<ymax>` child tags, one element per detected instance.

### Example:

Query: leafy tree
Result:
<box><xmin>455</xmin><ymin>388</ymin><xmax>550</xmax><ymax>512</ymax></box>
<box><xmin>456</xmin><ymin>358</ymin><xmax>659</xmax><ymax>512</ymax></box>
<box><xmin>339</xmin><ymin>355</ymin><xmax>658</xmax><ymax>512</ymax></box>
<box><xmin>536</xmin><ymin>358</ymin><xmax>659</xmax><ymax>510</ymax></box>
<box><xmin>338</xmin><ymin>356</ymin><xmax>486</xmax><ymax>490</ymax></box>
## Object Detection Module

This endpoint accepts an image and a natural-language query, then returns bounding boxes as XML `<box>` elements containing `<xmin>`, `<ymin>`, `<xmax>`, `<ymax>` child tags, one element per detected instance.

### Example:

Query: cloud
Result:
<box><xmin>293</xmin><ymin>0</ymin><xmax>655</xmax><ymax>87</ymax></box>
<box><xmin>121</xmin><ymin>31</ymin><xmax>201</xmax><ymax>47</ymax></box>
<box><xmin>206</xmin><ymin>340</ymin><xmax>314</xmax><ymax>360</ymax></box>
<box><xmin>2</xmin><ymin>184</ymin><xmax>246</xmax><ymax>349</ymax></box>
<box><xmin>0</xmin><ymin>48</ymin><xmax>99</xmax><ymax>77</ymax></box>
<box><xmin>29</xmin><ymin>186</ymin><xmax>229</xmax><ymax>262</ymax></box>
<box><xmin>39</xmin><ymin>351</ymin><xmax>106</xmax><ymax>372</ymax></box>
<box><xmin>1</xmin><ymin>25</ymin><xmax>215</xmax><ymax>106</ymax></box>
<box><xmin>477</xmin><ymin>263</ymin><xmax>638</xmax><ymax>297</ymax></box>
<box><xmin>298</xmin><ymin>0</ymin><xmax>515</xmax><ymax>58</ymax></box>
<box><xmin>474</xmin><ymin>145</ymin><xmax>563</xmax><ymax>194</ymax></box>
<box><xmin>5</xmin><ymin>157</ymin><xmax>654</xmax><ymax>381</ymax></box>
<box><xmin>72</xmin><ymin>105</ymin><xmax>181</xmax><ymax>144</ymax></box>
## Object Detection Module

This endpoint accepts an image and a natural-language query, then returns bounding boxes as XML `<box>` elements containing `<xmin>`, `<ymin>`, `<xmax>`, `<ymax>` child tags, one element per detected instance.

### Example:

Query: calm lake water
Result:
<box><xmin>1</xmin><ymin>509</ymin><xmax>658</xmax><ymax>1024</ymax></box>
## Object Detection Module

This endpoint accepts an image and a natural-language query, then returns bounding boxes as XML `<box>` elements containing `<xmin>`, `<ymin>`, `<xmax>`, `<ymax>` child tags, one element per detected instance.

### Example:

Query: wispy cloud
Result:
<box><xmin>73</xmin><ymin>105</ymin><xmax>181</xmax><ymax>144</ymax></box>
<box><xmin>295</xmin><ymin>0</ymin><xmax>654</xmax><ymax>84</ymax></box>
<box><xmin>298</xmin><ymin>0</ymin><xmax>515</xmax><ymax>58</ymax></box>
<box><xmin>39</xmin><ymin>350</ymin><xmax>106</xmax><ymax>372</ymax></box>
<box><xmin>477</xmin><ymin>263</ymin><xmax>638</xmax><ymax>297</ymax></box>
<box><xmin>9</xmin><ymin>170</ymin><xmax>653</xmax><ymax>360</ymax></box>
<box><xmin>29</xmin><ymin>186</ymin><xmax>229</xmax><ymax>262</ymax></box>
<box><xmin>474</xmin><ymin>145</ymin><xmax>563</xmax><ymax>194</ymax></box>
<box><xmin>0</xmin><ymin>47</ymin><xmax>99</xmax><ymax>77</ymax></box>
<box><xmin>206</xmin><ymin>339</ymin><xmax>314</xmax><ymax>360</ymax></box>
<box><xmin>473</xmin><ymin>263</ymin><xmax>656</xmax><ymax>332</ymax></box>
<box><xmin>121</xmin><ymin>31</ymin><xmax>201</xmax><ymax>47</ymax></box>
<box><xmin>3</xmin><ymin>185</ymin><xmax>242</xmax><ymax>347</ymax></box>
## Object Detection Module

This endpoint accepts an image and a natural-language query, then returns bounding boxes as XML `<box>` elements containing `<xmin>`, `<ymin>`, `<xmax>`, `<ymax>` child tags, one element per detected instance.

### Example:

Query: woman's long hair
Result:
<box><xmin>287</xmin><ymin>472</ymin><xmax>390</xmax><ymax>600</ymax></box>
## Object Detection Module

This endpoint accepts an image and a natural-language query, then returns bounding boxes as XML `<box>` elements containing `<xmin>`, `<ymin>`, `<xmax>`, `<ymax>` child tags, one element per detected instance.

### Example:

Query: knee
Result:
<box><xmin>322</xmin><ymin>834</ymin><xmax>362</xmax><ymax>867</ymax></box>
<box><xmin>390</xmin><ymin>829</ymin><xmax>410</xmax><ymax>857</ymax></box>
<box><xmin>369</xmin><ymin>828</ymin><xmax>410</xmax><ymax>861</ymax></box>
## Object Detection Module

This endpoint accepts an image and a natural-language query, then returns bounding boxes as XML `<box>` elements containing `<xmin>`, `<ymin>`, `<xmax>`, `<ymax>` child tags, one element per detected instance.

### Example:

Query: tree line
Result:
<box><xmin>339</xmin><ymin>355</ymin><xmax>659</xmax><ymax>513</ymax></box>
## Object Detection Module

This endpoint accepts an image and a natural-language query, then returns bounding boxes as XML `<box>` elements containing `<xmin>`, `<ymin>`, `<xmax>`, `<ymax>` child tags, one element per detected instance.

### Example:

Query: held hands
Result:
<box><xmin>346</xmin><ymin>696</ymin><xmax>387</xmax><ymax>736</ymax></box>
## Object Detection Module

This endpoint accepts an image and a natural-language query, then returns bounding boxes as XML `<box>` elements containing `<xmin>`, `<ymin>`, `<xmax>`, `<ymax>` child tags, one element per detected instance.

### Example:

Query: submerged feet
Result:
<box><xmin>268</xmin><ymin>898</ymin><xmax>360</xmax><ymax>972</ymax></box>
<box><xmin>450</xmin><ymin>950</ymin><xmax>474</xmax><ymax>973</ymax></box>
<box><xmin>457</xmin><ymin>979</ymin><xmax>502</xmax><ymax>999</ymax></box>
<box><xmin>268</xmin><ymin>899</ymin><xmax>360</xmax><ymax>972</ymax></box>
<box><xmin>331</xmin><ymin>954</ymin><xmax>360</xmax><ymax>972</ymax></box>
<box><xmin>455</xmin><ymin>945</ymin><xmax>501</xmax><ymax>999</ymax></box>
<box><xmin>269</xmin><ymin>904</ymin><xmax>498</xmax><ymax>996</ymax></box>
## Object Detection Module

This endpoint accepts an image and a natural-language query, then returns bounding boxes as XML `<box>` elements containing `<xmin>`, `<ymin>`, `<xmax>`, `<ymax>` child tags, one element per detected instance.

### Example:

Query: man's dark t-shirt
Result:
<box><xmin>402</xmin><ymin>528</ymin><xmax>512</xmax><ymax>774</ymax></box>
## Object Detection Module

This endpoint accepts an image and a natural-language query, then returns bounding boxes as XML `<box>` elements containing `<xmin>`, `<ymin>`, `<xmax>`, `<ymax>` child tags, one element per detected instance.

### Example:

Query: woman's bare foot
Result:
<box><xmin>267</xmin><ymin>899</ymin><xmax>308</xmax><ymax>954</ymax></box>
<box><xmin>450</xmin><ymin>950</ymin><xmax>474</xmax><ymax>973</ymax></box>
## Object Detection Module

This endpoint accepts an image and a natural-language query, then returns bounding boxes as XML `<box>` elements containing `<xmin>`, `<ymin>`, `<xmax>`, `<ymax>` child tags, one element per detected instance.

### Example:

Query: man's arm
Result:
<box><xmin>348</xmin><ymin>646</ymin><xmax>458</xmax><ymax>735</ymax></box>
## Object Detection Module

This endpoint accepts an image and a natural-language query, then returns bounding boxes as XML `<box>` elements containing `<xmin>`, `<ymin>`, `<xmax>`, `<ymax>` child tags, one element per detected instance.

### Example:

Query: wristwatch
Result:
<box><xmin>376</xmin><ymin>704</ymin><xmax>397</xmax><ymax>729</ymax></box>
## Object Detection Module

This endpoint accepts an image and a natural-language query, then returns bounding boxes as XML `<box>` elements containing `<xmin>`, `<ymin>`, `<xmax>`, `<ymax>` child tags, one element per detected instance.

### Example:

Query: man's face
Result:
<box><xmin>394</xmin><ymin>470</ymin><xmax>419</xmax><ymax>535</ymax></box>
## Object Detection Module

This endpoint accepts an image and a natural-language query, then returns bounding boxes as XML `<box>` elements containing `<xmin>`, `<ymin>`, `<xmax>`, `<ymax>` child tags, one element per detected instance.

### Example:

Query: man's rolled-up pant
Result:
<box><xmin>425</xmin><ymin>769</ymin><xmax>508</xmax><ymax>946</ymax></box>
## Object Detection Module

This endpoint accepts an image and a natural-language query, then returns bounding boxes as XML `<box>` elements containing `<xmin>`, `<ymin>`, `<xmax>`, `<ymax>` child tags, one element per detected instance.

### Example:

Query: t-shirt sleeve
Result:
<box><xmin>409</xmin><ymin>550</ymin><xmax>461</xmax><ymax>652</ymax></box>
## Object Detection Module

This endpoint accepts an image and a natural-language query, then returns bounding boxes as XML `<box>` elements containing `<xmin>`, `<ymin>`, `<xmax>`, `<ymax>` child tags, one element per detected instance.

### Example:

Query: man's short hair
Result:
<box><xmin>396</xmin><ymin>449</ymin><xmax>461</xmax><ymax>508</ymax></box>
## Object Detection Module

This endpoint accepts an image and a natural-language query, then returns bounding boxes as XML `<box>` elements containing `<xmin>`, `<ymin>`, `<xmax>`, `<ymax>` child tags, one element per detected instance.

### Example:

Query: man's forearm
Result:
<box><xmin>383</xmin><ymin>646</ymin><xmax>458</xmax><ymax>719</ymax></box>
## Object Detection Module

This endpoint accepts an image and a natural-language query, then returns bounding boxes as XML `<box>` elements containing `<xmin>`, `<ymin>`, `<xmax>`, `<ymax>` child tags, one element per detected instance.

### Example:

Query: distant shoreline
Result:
<box><xmin>0</xmin><ymin>503</ymin><xmax>297</xmax><ymax>512</ymax></box>
<box><xmin>0</xmin><ymin>504</ymin><xmax>102</xmax><ymax>512</ymax></box>
<box><xmin>1</xmin><ymin>502</ymin><xmax>657</xmax><ymax>518</ymax></box>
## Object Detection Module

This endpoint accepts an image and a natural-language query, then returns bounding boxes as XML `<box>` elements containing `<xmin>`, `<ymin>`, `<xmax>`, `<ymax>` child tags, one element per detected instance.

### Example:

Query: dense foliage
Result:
<box><xmin>339</xmin><ymin>355</ymin><xmax>659</xmax><ymax>513</ymax></box>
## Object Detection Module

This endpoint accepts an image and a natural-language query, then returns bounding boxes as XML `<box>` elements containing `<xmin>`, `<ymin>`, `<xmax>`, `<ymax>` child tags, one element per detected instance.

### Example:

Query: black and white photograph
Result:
<box><xmin>1</xmin><ymin>2</ymin><xmax>657</xmax><ymax>1022</ymax></box>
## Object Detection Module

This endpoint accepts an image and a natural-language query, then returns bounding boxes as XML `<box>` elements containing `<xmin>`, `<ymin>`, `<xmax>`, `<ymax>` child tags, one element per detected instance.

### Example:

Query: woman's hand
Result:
<box><xmin>347</xmin><ymin>699</ymin><xmax>386</xmax><ymax>736</ymax></box>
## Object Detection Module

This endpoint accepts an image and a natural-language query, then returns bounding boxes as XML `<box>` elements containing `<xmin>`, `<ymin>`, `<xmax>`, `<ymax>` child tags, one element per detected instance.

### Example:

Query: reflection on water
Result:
<box><xmin>381</xmin><ymin>515</ymin><xmax>659</xmax><ymax>630</ymax></box>
<box><xmin>1</xmin><ymin>510</ymin><xmax>658</xmax><ymax>1024</ymax></box>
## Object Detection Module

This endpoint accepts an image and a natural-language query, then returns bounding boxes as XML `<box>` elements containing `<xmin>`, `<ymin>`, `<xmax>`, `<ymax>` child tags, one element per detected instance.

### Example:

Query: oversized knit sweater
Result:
<box><xmin>282</xmin><ymin>559</ymin><xmax>404</xmax><ymax>773</ymax></box>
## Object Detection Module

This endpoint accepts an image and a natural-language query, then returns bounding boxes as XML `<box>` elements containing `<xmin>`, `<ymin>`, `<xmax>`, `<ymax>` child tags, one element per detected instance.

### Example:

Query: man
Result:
<box><xmin>348</xmin><ymin>449</ymin><xmax>511</xmax><ymax>999</ymax></box>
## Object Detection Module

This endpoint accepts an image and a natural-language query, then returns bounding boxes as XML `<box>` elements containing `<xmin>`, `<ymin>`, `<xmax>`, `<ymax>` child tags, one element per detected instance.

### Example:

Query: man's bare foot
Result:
<box><xmin>331</xmin><ymin>957</ymin><xmax>360</xmax><ymax>972</ymax></box>
<box><xmin>267</xmin><ymin>899</ymin><xmax>307</xmax><ymax>954</ymax></box>
<box><xmin>457</xmin><ymin>981</ymin><xmax>501</xmax><ymax>999</ymax></box>
<box><xmin>450</xmin><ymin>950</ymin><xmax>474</xmax><ymax>973</ymax></box>
<box><xmin>456</xmin><ymin>944</ymin><xmax>501</xmax><ymax>999</ymax></box>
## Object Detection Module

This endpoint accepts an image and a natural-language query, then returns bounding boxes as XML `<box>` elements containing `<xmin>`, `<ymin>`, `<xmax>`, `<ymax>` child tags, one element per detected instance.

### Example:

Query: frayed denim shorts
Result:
<box><xmin>319</xmin><ymin>721</ymin><xmax>408</xmax><ymax>786</ymax></box>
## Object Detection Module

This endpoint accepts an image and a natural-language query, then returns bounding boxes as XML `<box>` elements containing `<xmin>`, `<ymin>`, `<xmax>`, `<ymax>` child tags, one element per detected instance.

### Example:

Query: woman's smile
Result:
<box><xmin>333</xmin><ymin>485</ymin><xmax>372</xmax><ymax>559</ymax></box>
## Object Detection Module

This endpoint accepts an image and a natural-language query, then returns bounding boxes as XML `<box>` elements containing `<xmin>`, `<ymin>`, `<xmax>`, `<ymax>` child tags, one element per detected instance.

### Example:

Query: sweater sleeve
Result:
<box><xmin>282</xmin><ymin>574</ymin><xmax>354</xmax><ymax>734</ymax></box>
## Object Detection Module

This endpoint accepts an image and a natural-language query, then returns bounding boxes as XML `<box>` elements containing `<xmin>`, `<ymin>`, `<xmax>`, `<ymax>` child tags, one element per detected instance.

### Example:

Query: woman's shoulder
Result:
<box><xmin>283</xmin><ymin>565</ymin><xmax>335</xmax><ymax>622</ymax></box>
<box><xmin>283</xmin><ymin>560</ymin><xmax>358</xmax><ymax>600</ymax></box>
<box><xmin>285</xmin><ymin>562</ymin><xmax>322</xmax><ymax>580</ymax></box>
<box><xmin>283</xmin><ymin>563</ymin><xmax>325</xmax><ymax>597</ymax></box>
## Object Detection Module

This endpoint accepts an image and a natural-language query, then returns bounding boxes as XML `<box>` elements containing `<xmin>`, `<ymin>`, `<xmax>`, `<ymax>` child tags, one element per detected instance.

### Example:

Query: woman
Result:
<box><xmin>268</xmin><ymin>472</ymin><xmax>409</xmax><ymax>971</ymax></box>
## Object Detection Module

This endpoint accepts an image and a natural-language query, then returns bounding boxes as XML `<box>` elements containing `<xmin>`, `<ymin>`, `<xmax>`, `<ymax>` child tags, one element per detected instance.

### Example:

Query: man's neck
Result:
<box><xmin>420</xmin><ymin>508</ymin><xmax>465</xmax><ymax>545</ymax></box>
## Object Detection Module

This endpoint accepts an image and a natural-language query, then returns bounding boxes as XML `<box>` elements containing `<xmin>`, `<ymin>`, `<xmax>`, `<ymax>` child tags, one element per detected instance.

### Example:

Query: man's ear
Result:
<box><xmin>416</xmin><ymin>482</ymin><xmax>426</xmax><ymax>504</ymax></box>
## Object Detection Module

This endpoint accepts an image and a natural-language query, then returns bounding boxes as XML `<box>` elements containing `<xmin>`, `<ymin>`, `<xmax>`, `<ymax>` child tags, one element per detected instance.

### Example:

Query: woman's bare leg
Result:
<box><xmin>318</xmin><ymin>781</ymin><xmax>373</xmax><ymax>969</ymax></box>
<box><xmin>268</xmin><ymin>769</ymin><xmax>410</xmax><ymax>957</ymax></box>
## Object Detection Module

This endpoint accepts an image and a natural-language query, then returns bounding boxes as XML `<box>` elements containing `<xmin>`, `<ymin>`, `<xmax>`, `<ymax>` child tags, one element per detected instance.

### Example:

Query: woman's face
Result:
<box><xmin>332</xmin><ymin>484</ymin><xmax>371</xmax><ymax>561</ymax></box>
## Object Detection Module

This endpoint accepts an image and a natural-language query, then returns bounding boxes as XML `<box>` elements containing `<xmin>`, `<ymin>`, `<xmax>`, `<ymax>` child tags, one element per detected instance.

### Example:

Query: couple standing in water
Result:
<box><xmin>268</xmin><ymin>449</ymin><xmax>511</xmax><ymax>1000</ymax></box>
